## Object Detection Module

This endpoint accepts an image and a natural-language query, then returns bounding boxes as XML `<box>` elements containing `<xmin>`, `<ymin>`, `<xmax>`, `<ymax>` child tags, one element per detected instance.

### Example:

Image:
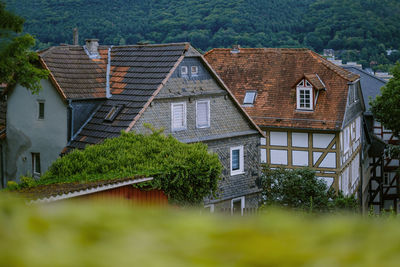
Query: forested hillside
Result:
<box><xmin>4</xmin><ymin>0</ymin><xmax>400</xmax><ymax>70</ymax></box>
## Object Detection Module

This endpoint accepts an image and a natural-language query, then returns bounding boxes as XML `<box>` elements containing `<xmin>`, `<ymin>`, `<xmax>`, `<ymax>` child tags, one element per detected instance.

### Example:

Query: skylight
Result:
<box><xmin>104</xmin><ymin>105</ymin><xmax>124</xmax><ymax>122</ymax></box>
<box><xmin>243</xmin><ymin>91</ymin><xmax>256</xmax><ymax>105</ymax></box>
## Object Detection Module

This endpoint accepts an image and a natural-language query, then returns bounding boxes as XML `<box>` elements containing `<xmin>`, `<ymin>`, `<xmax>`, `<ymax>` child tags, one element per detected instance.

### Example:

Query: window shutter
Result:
<box><xmin>172</xmin><ymin>103</ymin><xmax>185</xmax><ymax>130</ymax></box>
<box><xmin>196</xmin><ymin>101</ymin><xmax>209</xmax><ymax>128</ymax></box>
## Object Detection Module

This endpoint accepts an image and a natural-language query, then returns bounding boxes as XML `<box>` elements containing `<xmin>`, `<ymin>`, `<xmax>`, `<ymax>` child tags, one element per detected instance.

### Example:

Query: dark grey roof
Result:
<box><xmin>342</xmin><ymin>66</ymin><xmax>386</xmax><ymax>113</ymax></box>
<box><xmin>67</xmin><ymin>43</ymin><xmax>188</xmax><ymax>150</ymax></box>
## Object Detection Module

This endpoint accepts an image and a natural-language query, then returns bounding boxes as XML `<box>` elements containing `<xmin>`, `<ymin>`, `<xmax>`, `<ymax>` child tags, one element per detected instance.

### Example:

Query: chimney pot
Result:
<box><xmin>84</xmin><ymin>39</ymin><xmax>100</xmax><ymax>59</ymax></box>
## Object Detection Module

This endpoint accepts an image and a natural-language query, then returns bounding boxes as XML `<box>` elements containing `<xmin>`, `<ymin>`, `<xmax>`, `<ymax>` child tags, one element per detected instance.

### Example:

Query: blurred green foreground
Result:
<box><xmin>0</xmin><ymin>195</ymin><xmax>399</xmax><ymax>267</ymax></box>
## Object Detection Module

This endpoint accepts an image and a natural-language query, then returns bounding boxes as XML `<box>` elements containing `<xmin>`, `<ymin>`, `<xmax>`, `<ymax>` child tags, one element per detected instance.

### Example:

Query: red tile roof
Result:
<box><xmin>39</xmin><ymin>45</ymin><xmax>108</xmax><ymax>99</ymax></box>
<box><xmin>204</xmin><ymin>48</ymin><xmax>359</xmax><ymax>131</ymax></box>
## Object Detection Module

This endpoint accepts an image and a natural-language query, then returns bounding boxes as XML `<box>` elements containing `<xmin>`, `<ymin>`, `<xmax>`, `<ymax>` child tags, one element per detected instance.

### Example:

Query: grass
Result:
<box><xmin>0</xmin><ymin>194</ymin><xmax>400</xmax><ymax>266</ymax></box>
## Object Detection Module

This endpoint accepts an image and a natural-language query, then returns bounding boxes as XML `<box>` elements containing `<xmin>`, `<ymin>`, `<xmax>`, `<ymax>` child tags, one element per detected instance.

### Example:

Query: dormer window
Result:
<box><xmin>243</xmin><ymin>91</ymin><xmax>256</xmax><ymax>105</ymax></box>
<box><xmin>296</xmin><ymin>79</ymin><xmax>313</xmax><ymax>110</ymax></box>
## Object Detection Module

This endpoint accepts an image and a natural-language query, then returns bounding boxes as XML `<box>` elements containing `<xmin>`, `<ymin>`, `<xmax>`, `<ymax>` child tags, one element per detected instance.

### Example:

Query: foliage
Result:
<box><xmin>1</xmin><ymin>195</ymin><xmax>400</xmax><ymax>266</ymax></box>
<box><xmin>0</xmin><ymin>1</ymin><xmax>48</xmax><ymax>93</ymax></box>
<box><xmin>370</xmin><ymin>62</ymin><xmax>400</xmax><ymax>137</ymax></box>
<box><xmin>4</xmin><ymin>0</ymin><xmax>400</xmax><ymax>70</ymax></box>
<box><xmin>39</xmin><ymin>130</ymin><xmax>222</xmax><ymax>205</ymax></box>
<box><xmin>258</xmin><ymin>167</ymin><xmax>333</xmax><ymax>212</ymax></box>
<box><xmin>329</xmin><ymin>191</ymin><xmax>359</xmax><ymax>213</ymax></box>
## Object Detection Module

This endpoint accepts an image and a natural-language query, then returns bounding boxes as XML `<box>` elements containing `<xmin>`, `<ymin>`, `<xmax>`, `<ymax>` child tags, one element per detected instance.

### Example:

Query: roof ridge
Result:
<box><xmin>344</xmin><ymin>66</ymin><xmax>387</xmax><ymax>84</ymax></box>
<box><xmin>308</xmin><ymin>50</ymin><xmax>359</xmax><ymax>82</ymax></box>
<box><xmin>113</xmin><ymin>42</ymin><xmax>190</xmax><ymax>49</ymax></box>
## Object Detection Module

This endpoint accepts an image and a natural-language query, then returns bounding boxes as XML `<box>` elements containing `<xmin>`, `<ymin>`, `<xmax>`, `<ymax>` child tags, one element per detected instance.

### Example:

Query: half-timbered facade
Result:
<box><xmin>205</xmin><ymin>47</ymin><xmax>365</xmax><ymax>195</ymax></box>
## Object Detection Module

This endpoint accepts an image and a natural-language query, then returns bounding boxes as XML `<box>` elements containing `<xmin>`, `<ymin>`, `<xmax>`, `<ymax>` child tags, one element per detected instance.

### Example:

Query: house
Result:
<box><xmin>2</xmin><ymin>41</ymin><xmax>264</xmax><ymax>212</ymax></box>
<box><xmin>343</xmin><ymin>66</ymin><xmax>399</xmax><ymax>212</ymax></box>
<box><xmin>1</xmin><ymin>40</ymin><xmax>107</xmax><ymax>184</ymax></box>
<box><xmin>205</xmin><ymin>47</ymin><xmax>365</xmax><ymax>197</ymax></box>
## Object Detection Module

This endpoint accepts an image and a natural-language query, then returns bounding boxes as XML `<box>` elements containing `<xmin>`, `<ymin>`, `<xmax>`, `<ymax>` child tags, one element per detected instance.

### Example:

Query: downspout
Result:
<box><xmin>0</xmin><ymin>144</ymin><xmax>4</xmax><ymax>188</ymax></box>
<box><xmin>106</xmin><ymin>46</ymin><xmax>113</xmax><ymax>99</ymax></box>
<box><xmin>68</xmin><ymin>99</ymin><xmax>74</xmax><ymax>141</ymax></box>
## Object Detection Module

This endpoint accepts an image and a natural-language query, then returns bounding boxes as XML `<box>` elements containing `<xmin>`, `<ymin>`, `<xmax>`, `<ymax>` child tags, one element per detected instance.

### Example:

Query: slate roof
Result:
<box><xmin>67</xmin><ymin>43</ymin><xmax>188</xmax><ymax>150</ymax></box>
<box><xmin>342</xmin><ymin>66</ymin><xmax>386</xmax><ymax>113</ymax></box>
<box><xmin>204</xmin><ymin>48</ymin><xmax>359</xmax><ymax>131</ymax></box>
<box><xmin>39</xmin><ymin>45</ymin><xmax>108</xmax><ymax>99</ymax></box>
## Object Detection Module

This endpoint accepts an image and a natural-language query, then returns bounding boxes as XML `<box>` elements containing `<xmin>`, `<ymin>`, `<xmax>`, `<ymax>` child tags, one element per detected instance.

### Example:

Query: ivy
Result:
<box><xmin>37</xmin><ymin>130</ymin><xmax>222</xmax><ymax>205</ymax></box>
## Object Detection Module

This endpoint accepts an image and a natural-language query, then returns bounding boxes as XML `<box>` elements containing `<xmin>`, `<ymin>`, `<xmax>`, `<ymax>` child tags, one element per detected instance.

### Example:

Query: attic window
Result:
<box><xmin>181</xmin><ymin>66</ymin><xmax>188</xmax><ymax>76</ymax></box>
<box><xmin>296</xmin><ymin>79</ymin><xmax>313</xmax><ymax>110</ymax></box>
<box><xmin>243</xmin><ymin>91</ymin><xmax>256</xmax><ymax>105</ymax></box>
<box><xmin>191</xmin><ymin>66</ymin><xmax>198</xmax><ymax>76</ymax></box>
<box><xmin>104</xmin><ymin>105</ymin><xmax>124</xmax><ymax>122</ymax></box>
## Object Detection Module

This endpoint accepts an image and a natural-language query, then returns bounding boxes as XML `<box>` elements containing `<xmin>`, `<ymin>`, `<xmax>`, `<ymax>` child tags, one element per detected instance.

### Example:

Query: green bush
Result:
<box><xmin>39</xmin><ymin>130</ymin><xmax>222</xmax><ymax>205</ymax></box>
<box><xmin>0</xmin><ymin>195</ymin><xmax>400</xmax><ymax>266</ymax></box>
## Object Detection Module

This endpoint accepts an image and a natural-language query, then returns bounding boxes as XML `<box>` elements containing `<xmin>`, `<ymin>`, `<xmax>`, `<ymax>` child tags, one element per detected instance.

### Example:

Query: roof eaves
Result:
<box><xmin>39</xmin><ymin>56</ymin><xmax>67</xmax><ymax>101</ymax></box>
<box><xmin>29</xmin><ymin>177</ymin><xmax>153</xmax><ymax>204</ymax></box>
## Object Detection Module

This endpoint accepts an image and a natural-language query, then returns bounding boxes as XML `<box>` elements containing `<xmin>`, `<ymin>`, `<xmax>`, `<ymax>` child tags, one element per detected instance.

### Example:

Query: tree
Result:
<box><xmin>0</xmin><ymin>2</ymin><xmax>48</xmax><ymax>93</ymax></box>
<box><xmin>258</xmin><ymin>167</ymin><xmax>332</xmax><ymax>212</ymax></box>
<box><xmin>370</xmin><ymin>62</ymin><xmax>400</xmax><ymax>159</ymax></box>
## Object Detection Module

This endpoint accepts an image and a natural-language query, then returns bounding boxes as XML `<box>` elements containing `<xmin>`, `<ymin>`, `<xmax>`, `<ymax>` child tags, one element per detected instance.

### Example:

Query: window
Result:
<box><xmin>191</xmin><ymin>66</ymin><xmax>198</xmax><ymax>76</ymax></box>
<box><xmin>296</xmin><ymin>80</ymin><xmax>313</xmax><ymax>110</ymax></box>
<box><xmin>196</xmin><ymin>100</ymin><xmax>210</xmax><ymax>128</ymax></box>
<box><xmin>180</xmin><ymin>66</ymin><xmax>188</xmax><ymax>76</ymax></box>
<box><xmin>171</xmin><ymin>102</ymin><xmax>186</xmax><ymax>131</ymax></box>
<box><xmin>104</xmin><ymin>105</ymin><xmax>124</xmax><ymax>122</ymax></box>
<box><xmin>38</xmin><ymin>101</ymin><xmax>45</xmax><ymax>119</ymax></box>
<box><xmin>243</xmin><ymin>91</ymin><xmax>256</xmax><ymax>105</ymax></box>
<box><xmin>32</xmin><ymin>153</ymin><xmax>41</xmax><ymax>176</ymax></box>
<box><xmin>384</xmin><ymin>173</ymin><xmax>390</xmax><ymax>185</ymax></box>
<box><xmin>231</xmin><ymin>197</ymin><xmax>245</xmax><ymax>215</ymax></box>
<box><xmin>230</xmin><ymin>146</ymin><xmax>244</xmax><ymax>175</ymax></box>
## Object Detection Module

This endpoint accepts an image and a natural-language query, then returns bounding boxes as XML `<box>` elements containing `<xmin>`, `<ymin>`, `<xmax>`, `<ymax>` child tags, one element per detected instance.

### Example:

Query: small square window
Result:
<box><xmin>230</xmin><ymin>146</ymin><xmax>244</xmax><ymax>176</ymax></box>
<box><xmin>191</xmin><ymin>66</ymin><xmax>198</xmax><ymax>76</ymax></box>
<box><xmin>181</xmin><ymin>66</ymin><xmax>188</xmax><ymax>76</ymax></box>
<box><xmin>38</xmin><ymin>101</ymin><xmax>45</xmax><ymax>119</ymax></box>
<box><xmin>243</xmin><ymin>91</ymin><xmax>256</xmax><ymax>105</ymax></box>
<box><xmin>32</xmin><ymin>153</ymin><xmax>41</xmax><ymax>176</ymax></box>
<box><xmin>104</xmin><ymin>105</ymin><xmax>124</xmax><ymax>122</ymax></box>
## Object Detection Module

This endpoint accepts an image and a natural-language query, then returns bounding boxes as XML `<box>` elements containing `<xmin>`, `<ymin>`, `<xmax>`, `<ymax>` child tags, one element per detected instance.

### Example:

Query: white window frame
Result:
<box><xmin>180</xmin><ymin>66</ymin><xmax>188</xmax><ymax>76</ymax></box>
<box><xmin>243</xmin><ymin>91</ymin><xmax>256</xmax><ymax>105</ymax></box>
<box><xmin>191</xmin><ymin>66</ymin><xmax>199</xmax><ymax>76</ymax></box>
<box><xmin>230</xmin><ymin>146</ymin><xmax>244</xmax><ymax>176</ymax></box>
<box><xmin>171</xmin><ymin>102</ymin><xmax>187</xmax><ymax>132</ymax></box>
<box><xmin>231</xmin><ymin>196</ymin><xmax>245</xmax><ymax>216</ymax></box>
<box><xmin>296</xmin><ymin>81</ymin><xmax>313</xmax><ymax>110</ymax></box>
<box><xmin>344</xmin><ymin>127</ymin><xmax>350</xmax><ymax>153</ymax></box>
<box><xmin>196</xmin><ymin>100</ymin><xmax>210</xmax><ymax>128</ymax></box>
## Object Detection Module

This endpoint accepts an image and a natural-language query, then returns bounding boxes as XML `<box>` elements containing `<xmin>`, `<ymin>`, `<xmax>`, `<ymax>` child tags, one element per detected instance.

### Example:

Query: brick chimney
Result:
<box><xmin>73</xmin><ymin>28</ymin><xmax>79</xmax><ymax>45</ymax></box>
<box><xmin>84</xmin><ymin>39</ymin><xmax>100</xmax><ymax>59</ymax></box>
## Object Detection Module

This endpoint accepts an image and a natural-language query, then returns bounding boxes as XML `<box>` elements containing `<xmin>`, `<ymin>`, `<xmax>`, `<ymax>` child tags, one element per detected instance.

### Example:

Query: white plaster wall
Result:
<box><xmin>317</xmin><ymin>176</ymin><xmax>334</xmax><ymax>188</ymax></box>
<box><xmin>292</xmin><ymin>132</ymin><xmax>308</xmax><ymax>147</ymax></box>
<box><xmin>312</xmin><ymin>133</ymin><xmax>334</xmax><ymax>148</ymax></box>
<box><xmin>313</xmin><ymin>152</ymin><xmax>323</xmax><ymax>165</ymax></box>
<box><xmin>292</xmin><ymin>150</ymin><xmax>308</xmax><ymax>166</ymax></box>
<box><xmin>6</xmin><ymin>80</ymin><xmax>68</xmax><ymax>181</ymax></box>
<box><xmin>261</xmin><ymin>148</ymin><xmax>267</xmax><ymax>163</ymax></box>
<box><xmin>320</xmin><ymin>152</ymin><xmax>336</xmax><ymax>168</ymax></box>
<box><xmin>270</xmin><ymin>131</ymin><xmax>287</xmax><ymax>146</ymax></box>
<box><xmin>270</xmin><ymin>149</ymin><xmax>287</xmax><ymax>165</ymax></box>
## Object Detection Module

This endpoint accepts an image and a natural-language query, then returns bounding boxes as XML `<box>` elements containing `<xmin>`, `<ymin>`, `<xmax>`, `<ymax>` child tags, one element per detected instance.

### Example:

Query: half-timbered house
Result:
<box><xmin>205</xmin><ymin>47</ymin><xmax>365</xmax><ymax>196</ymax></box>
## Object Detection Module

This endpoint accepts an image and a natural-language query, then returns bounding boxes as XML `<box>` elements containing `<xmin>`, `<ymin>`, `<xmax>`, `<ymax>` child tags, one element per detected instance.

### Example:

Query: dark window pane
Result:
<box><xmin>232</xmin><ymin>149</ymin><xmax>240</xmax><ymax>170</ymax></box>
<box><xmin>39</xmin><ymin>102</ymin><xmax>44</xmax><ymax>119</ymax></box>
